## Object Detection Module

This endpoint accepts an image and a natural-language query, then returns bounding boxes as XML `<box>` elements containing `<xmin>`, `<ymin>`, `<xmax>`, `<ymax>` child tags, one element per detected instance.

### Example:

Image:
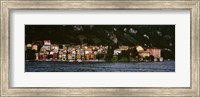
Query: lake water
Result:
<box><xmin>25</xmin><ymin>60</ymin><xmax>175</xmax><ymax>72</ymax></box>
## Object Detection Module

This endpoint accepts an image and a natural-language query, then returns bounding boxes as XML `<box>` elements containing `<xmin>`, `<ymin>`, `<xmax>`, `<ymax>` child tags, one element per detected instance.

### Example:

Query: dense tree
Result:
<box><xmin>25</xmin><ymin>49</ymin><xmax>36</xmax><ymax>60</ymax></box>
<box><xmin>96</xmin><ymin>53</ymin><xmax>104</xmax><ymax>60</ymax></box>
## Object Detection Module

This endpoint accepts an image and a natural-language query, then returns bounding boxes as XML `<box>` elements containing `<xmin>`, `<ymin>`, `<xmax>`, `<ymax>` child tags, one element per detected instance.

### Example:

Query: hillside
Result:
<box><xmin>25</xmin><ymin>25</ymin><xmax>175</xmax><ymax>58</ymax></box>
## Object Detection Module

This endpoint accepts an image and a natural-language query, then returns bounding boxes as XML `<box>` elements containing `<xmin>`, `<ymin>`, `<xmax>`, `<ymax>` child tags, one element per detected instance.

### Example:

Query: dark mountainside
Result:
<box><xmin>25</xmin><ymin>25</ymin><xmax>175</xmax><ymax>59</ymax></box>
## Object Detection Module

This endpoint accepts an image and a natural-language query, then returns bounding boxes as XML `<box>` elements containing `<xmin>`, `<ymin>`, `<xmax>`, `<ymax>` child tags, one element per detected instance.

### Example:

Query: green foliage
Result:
<box><xmin>25</xmin><ymin>49</ymin><xmax>36</xmax><ymax>60</ymax></box>
<box><xmin>129</xmin><ymin>57</ymin><xmax>134</xmax><ymax>62</ymax></box>
<box><xmin>118</xmin><ymin>53</ymin><xmax>122</xmax><ymax>60</ymax></box>
<box><xmin>96</xmin><ymin>53</ymin><xmax>104</xmax><ymax>60</ymax></box>
<box><xmin>118</xmin><ymin>57</ymin><xmax>129</xmax><ymax>62</ymax></box>
<box><xmin>105</xmin><ymin>53</ymin><xmax>113</xmax><ymax>60</ymax></box>
<box><xmin>111</xmin><ymin>57</ymin><xmax>118</xmax><ymax>62</ymax></box>
<box><xmin>112</xmin><ymin>56</ymin><xmax>133</xmax><ymax>62</ymax></box>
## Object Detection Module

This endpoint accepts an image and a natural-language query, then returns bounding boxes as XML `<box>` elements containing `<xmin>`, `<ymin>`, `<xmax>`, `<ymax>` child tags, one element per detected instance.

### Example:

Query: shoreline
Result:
<box><xmin>25</xmin><ymin>59</ymin><xmax>175</xmax><ymax>63</ymax></box>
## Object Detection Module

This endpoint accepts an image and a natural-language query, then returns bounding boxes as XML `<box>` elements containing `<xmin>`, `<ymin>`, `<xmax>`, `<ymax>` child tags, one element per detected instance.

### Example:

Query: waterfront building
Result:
<box><xmin>85</xmin><ymin>48</ymin><xmax>94</xmax><ymax>60</ymax></box>
<box><xmin>62</xmin><ymin>54</ymin><xmax>67</xmax><ymax>61</ymax></box>
<box><xmin>35</xmin><ymin>53</ymin><xmax>39</xmax><ymax>60</ymax></box>
<box><xmin>53</xmin><ymin>53</ymin><xmax>58</xmax><ymax>60</ymax></box>
<box><xmin>44</xmin><ymin>40</ymin><xmax>51</xmax><ymax>45</ymax></box>
<box><xmin>26</xmin><ymin>44</ymin><xmax>32</xmax><ymax>49</ymax></box>
<box><xmin>138</xmin><ymin>51</ymin><xmax>150</xmax><ymax>58</ymax></box>
<box><xmin>113</xmin><ymin>49</ymin><xmax>122</xmax><ymax>55</ymax></box>
<box><xmin>68</xmin><ymin>54</ymin><xmax>72</xmax><ymax>60</ymax></box>
<box><xmin>71</xmin><ymin>50</ymin><xmax>76</xmax><ymax>60</ymax></box>
<box><xmin>32</xmin><ymin>44</ymin><xmax>38</xmax><ymax>51</ymax></box>
<box><xmin>119</xmin><ymin>45</ymin><xmax>129</xmax><ymax>51</ymax></box>
<box><xmin>146</xmin><ymin>48</ymin><xmax>161</xmax><ymax>58</ymax></box>
<box><xmin>136</xmin><ymin>45</ymin><xmax>144</xmax><ymax>52</ymax></box>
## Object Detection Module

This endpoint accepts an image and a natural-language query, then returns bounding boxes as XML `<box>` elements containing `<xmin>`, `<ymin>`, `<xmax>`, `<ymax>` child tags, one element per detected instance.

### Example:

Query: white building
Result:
<box><xmin>113</xmin><ymin>49</ymin><xmax>121</xmax><ymax>55</ymax></box>
<box><xmin>44</xmin><ymin>40</ymin><xmax>51</xmax><ymax>46</ymax></box>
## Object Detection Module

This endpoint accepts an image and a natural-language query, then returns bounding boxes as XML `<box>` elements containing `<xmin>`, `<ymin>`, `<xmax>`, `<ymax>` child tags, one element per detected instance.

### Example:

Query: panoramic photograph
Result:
<box><xmin>25</xmin><ymin>25</ymin><xmax>175</xmax><ymax>72</ymax></box>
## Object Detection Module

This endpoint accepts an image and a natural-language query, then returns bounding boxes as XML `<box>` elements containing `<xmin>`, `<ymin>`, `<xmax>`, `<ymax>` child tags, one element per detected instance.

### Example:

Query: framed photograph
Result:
<box><xmin>1</xmin><ymin>0</ymin><xmax>199</xmax><ymax>96</ymax></box>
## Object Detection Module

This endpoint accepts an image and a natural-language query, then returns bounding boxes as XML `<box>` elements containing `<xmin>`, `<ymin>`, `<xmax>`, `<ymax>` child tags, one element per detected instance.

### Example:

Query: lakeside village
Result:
<box><xmin>25</xmin><ymin>40</ymin><xmax>164</xmax><ymax>62</ymax></box>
